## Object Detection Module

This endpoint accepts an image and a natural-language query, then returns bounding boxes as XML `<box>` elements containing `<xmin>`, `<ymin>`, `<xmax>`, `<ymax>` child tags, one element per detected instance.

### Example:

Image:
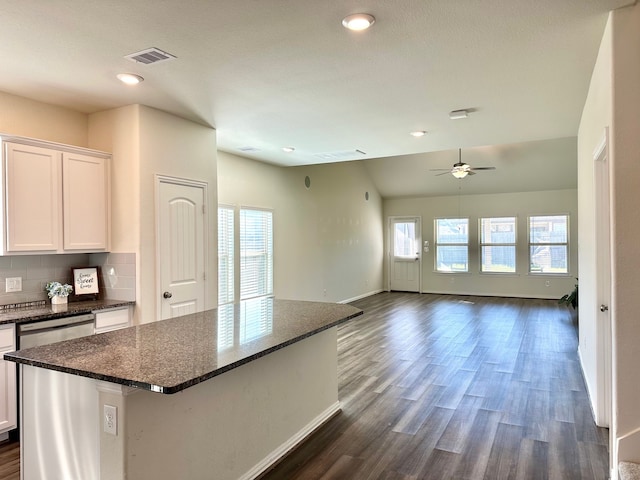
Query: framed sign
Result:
<box><xmin>73</xmin><ymin>267</ymin><xmax>100</xmax><ymax>295</ymax></box>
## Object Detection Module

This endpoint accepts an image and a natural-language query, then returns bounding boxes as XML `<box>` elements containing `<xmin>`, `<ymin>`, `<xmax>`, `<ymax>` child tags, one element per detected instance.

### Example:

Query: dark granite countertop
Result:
<box><xmin>4</xmin><ymin>298</ymin><xmax>362</xmax><ymax>394</ymax></box>
<box><xmin>0</xmin><ymin>299</ymin><xmax>135</xmax><ymax>325</ymax></box>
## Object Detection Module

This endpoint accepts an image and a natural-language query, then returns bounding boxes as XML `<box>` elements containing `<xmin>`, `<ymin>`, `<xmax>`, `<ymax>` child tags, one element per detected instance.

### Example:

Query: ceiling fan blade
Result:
<box><xmin>429</xmin><ymin>168</ymin><xmax>451</xmax><ymax>172</ymax></box>
<box><xmin>470</xmin><ymin>166</ymin><xmax>496</xmax><ymax>171</ymax></box>
<box><xmin>435</xmin><ymin>171</ymin><xmax>452</xmax><ymax>176</ymax></box>
<box><xmin>467</xmin><ymin>171</ymin><xmax>477</xmax><ymax>176</ymax></box>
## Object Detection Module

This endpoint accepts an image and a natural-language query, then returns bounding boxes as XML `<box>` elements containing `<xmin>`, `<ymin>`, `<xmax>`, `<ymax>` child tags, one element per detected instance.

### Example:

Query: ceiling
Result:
<box><xmin>0</xmin><ymin>0</ymin><xmax>634</xmax><ymax>196</ymax></box>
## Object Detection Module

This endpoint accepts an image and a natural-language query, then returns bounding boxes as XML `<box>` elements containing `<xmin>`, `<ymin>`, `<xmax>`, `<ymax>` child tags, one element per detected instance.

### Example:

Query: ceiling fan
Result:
<box><xmin>431</xmin><ymin>149</ymin><xmax>496</xmax><ymax>178</ymax></box>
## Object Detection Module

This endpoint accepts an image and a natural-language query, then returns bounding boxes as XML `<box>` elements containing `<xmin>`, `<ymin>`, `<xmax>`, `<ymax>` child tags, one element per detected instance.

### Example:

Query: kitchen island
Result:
<box><xmin>5</xmin><ymin>297</ymin><xmax>362</xmax><ymax>480</ymax></box>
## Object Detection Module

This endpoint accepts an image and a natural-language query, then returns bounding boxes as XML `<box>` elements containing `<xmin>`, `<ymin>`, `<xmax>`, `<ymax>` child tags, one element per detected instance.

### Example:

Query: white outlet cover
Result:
<box><xmin>104</xmin><ymin>404</ymin><xmax>117</xmax><ymax>435</ymax></box>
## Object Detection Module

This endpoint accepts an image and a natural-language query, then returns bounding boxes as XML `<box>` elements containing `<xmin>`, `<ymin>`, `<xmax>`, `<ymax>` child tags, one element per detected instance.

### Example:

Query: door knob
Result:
<box><xmin>600</xmin><ymin>304</ymin><xmax>608</xmax><ymax>312</ymax></box>
<box><xmin>163</xmin><ymin>291</ymin><xmax>173</xmax><ymax>299</ymax></box>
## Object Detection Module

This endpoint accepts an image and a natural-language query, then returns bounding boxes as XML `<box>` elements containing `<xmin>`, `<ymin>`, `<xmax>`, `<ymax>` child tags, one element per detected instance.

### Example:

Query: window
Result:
<box><xmin>393</xmin><ymin>221</ymin><xmax>418</xmax><ymax>258</ymax></box>
<box><xmin>529</xmin><ymin>215</ymin><xmax>568</xmax><ymax>274</ymax></box>
<box><xmin>435</xmin><ymin>218</ymin><xmax>468</xmax><ymax>272</ymax></box>
<box><xmin>240</xmin><ymin>208</ymin><xmax>273</xmax><ymax>300</ymax></box>
<box><xmin>218</xmin><ymin>206</ymin><xmax>274</xmax><ymax>305</ymax></box>
<box><xmin>480</xmin><ymin>217</ymin><xmax>516</xmax><ymax>273</ymax></box>
<box><xmin>218</xmin><ymin>206</ymin><xmax>234</xmax><ymax>305</ymax></box>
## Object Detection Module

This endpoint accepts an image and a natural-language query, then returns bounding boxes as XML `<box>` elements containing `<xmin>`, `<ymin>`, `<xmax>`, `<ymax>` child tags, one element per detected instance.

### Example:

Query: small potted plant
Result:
<box><xmin>45</xmin><ymin>281</ymin><xmax>73</xmax><ymax>305</ymax></box>
<box><xmin>559</xmin><ymin>278</ymin><xmax>578</xmax><ymax>310</ymax></box>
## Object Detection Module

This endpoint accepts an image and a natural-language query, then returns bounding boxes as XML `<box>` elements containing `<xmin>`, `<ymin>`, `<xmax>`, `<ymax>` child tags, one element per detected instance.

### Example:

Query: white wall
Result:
<box><xmin>610</xmin><ymin>3</ymin><xmax>640</xmax><ymax>466</ymax></box>
<box><xmin>89</xmin><ymin>105</ymin><xmax>217</xmax><ymax>323</ymax></box>
<box><xmin>577</xmin><ymin>14</ymin><xmax>612</xmax><ymax>429</ymax></box>
<box><xmin>384</xmin><ymin>189</ymin><xmax>578</xmax><ymax>298</ymax></box>
<box><xmin>579</xmin><ymin>4</ymin><xmax>640</xmax><ymax>471</ymax></box>
<box><xmin>217</xmin><ymin>151</ymin><xmax>384</xmax><ymax>303</ymax></box>
<box><xmin>138</xmin><ymin>106</ymin><xmax>218</xmax><ymax>319</ymax></box>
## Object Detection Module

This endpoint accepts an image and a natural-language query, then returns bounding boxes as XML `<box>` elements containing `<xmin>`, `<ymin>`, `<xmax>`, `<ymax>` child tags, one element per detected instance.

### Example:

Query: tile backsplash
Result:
<box><xmin>89</xmin><ymin>252</ymin><xmax>136</xmax><ymax>302</ymax></box>
<box><xmin>0</xmin><ymin>252</ymin><xmax>136</xmax><ymax>305</ymax></box>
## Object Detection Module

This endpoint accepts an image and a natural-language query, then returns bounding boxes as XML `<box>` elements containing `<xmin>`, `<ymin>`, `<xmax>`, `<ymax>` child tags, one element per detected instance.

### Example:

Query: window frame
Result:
<box><xmin>479</xmin><ymin>216</ymin><xmax>517</xmax><ymax>274</ymax></box>
<box><xmin>217</xmin><ymin>205</ymin><xmax>235</xmax><ymax>305</ymax></box>
<box><xmin>434</xmin><ymin>217</ymin><xmax>469</xmax><ymax>273</ymax></box>
<box><xmin>528</xmin><ymin>214</ymin><xmax>570</xmax><ymax>275</ymax></box>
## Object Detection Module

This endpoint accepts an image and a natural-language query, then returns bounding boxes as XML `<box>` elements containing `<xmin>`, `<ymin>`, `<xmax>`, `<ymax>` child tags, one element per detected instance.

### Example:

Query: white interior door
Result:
<box><xmin>389</xmin><ymin>217</ymin><xmax>421</xmax><ymax>292</ymax></box>
<box><xmin>157</xmin><ymin>177</ymin><xmax>207</xmax><ymax>320</ymax></box>
<box><xmin>594</xmin><ymin>131</ymin><xmax>612</xmax><ymax>428</ymax></box>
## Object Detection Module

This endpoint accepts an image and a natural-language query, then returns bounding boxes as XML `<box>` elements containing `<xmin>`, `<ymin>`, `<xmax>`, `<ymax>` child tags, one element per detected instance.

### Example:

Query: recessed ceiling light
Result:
<box><xmin>342</xmin><ymin>13</ymin><xmax>375</xmax><ymax>31</ymax></box>
<box><xmin>410</xmin><ymin>131</ymin><xmax>427</xmax><ymax>137</ymax></box>
<box><xmin>116</xmin><ymin>73</ymin><xmax>144</xmax><ymax>85</ymax></box>
<box><xmin>449</xmin><ymin>109</ymin><xmax>469</xmax><ymax>120</ymax></box>
<box><xmin>282</xmin><ymin>146</ymin><xmax>295</xmax><ymax>153</ymax></box>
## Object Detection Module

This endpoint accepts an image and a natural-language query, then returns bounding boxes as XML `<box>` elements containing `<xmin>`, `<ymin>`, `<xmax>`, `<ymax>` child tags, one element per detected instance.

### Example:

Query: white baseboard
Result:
<box><xmin>420</xmin><ymin>289</ymin><xmax>563</xmax><ymax>300</ymax></box>
<box><xmin>339</xmin><ymin>289</ymin><xmax>383</xmax><ymax>304</ymax></box>
<box><xmin>577</xmin><ymin>347</ymin><xmax>599</xmax><ymax>424</ymax></box>
<box><xmin>239</xmin><ymin>401</ymin><xmax>342</xmax><ymax>480</ymax></box>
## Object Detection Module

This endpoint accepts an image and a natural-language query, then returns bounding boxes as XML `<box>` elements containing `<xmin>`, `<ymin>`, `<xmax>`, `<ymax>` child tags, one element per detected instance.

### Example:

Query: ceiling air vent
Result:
<box><xmin>313</xmin><ymin>149</ymin><xmax>366</xmax><ymax>161</ymax></box>
<box><xmin>125</xmin><ymin>47</ymin><xmax>176</xmax><ymax>65</ymax></box>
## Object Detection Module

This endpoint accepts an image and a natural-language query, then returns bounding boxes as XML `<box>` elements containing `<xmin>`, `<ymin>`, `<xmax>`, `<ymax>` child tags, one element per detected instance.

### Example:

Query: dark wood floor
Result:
<box><xmin>262</xmin><ymin>292</ymin><xmax>609</xmax><ymax>480</ymax></box>
<box><xmin>0</xmin><ymin>438</ymin><xmax>19</xmax><ymax>480</ymax></box>
<box><xmin>0</xmin><ymin>293</ymin><xmax>607</xmax><ymax>480</ymax></box>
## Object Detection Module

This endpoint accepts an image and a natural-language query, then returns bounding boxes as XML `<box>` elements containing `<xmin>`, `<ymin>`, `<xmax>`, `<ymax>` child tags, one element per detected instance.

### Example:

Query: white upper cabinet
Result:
<box><xmin>5</xmin><ymin>142</ymin><xmax>61</xmax><ymax>252</ymax></box>
<box><xmin>62</xmin><ymin>152</ymin><xmax>109</xmax><ymax>251</ymax></box>
<box><xmin>1</xmin><ymin>136</ymin><xmax>111</xmax><ymax>255</ymax></box>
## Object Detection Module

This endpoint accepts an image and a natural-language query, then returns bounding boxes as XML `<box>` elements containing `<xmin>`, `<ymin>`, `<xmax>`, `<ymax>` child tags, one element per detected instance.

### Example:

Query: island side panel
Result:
<box><xmin>122</xmin><ymin>327</ymin><xmax>339</xmax><ymax>480</ymax></box>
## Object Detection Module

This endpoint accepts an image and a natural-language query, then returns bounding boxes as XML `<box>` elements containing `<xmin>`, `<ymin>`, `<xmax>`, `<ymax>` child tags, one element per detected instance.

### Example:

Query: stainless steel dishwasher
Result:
<box><xmin>17</xmin><ymin>313</ymin><xmax>95</xmax><ymax>349</ymax></box>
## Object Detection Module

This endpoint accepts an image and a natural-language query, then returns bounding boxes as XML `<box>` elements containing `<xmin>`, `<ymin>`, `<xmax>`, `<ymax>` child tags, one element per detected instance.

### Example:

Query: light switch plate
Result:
<box><xmin>6</xmin><ymin>277</ymin><xmax>22</xmax><ymax>293</ymax></box>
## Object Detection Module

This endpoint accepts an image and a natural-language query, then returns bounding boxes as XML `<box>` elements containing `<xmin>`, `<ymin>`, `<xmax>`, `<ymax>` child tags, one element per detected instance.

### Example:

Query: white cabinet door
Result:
<box><xmin>62</xmin><ymin>152</ymin><xmax>109</xmax><ymax>251</ymax></box>
<box><xmin>0</xmin><ymin>324</ymin><xmax>16</xmax><ymax>434</ymax></box>
<box><xmin>5</xmin><ymin>142</ymin><xmax>61</xmax><ymax>252</ymax></box>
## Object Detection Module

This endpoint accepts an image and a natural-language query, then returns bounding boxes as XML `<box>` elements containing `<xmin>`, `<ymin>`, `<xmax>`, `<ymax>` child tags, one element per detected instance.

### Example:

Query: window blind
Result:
<box><xmin>240</xmin><ymin>208</ymin><xmax>273</xmax><ymax>300</ymax></box>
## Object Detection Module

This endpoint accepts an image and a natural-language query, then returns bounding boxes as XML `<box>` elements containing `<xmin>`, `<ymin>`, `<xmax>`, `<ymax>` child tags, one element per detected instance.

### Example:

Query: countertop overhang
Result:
<box><xmin>4</xmin><ymin>298</ymin><xmax>363</xmax><ymax>394</ymax></box>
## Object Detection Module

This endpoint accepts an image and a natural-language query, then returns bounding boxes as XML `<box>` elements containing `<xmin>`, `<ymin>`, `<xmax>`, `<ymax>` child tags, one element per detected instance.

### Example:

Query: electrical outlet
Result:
<box><xmin>104</xmin><ymin>404</ymin><xmax>117</xmax><ymax>435</ymax></box>
<box><xmin>6</xmin><ymin>277</ymin><xmax>22</xmax><ymax>293</ymax></box>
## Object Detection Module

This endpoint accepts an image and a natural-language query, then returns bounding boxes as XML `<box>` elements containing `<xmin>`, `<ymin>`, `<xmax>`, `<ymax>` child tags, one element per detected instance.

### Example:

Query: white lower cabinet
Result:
<box><xmin>94</xmin><ymin>306</ymin><xmax>132</xmax><ymax>334</ymax></box>
<box><xmin>0</xmin><ymin>324</ymin><xmax>16</xmax><ymax>434</ymax></box>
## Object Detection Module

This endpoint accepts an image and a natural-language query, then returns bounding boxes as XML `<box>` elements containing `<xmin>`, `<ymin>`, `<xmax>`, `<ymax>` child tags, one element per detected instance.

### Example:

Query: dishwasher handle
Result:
<box><xmin>19</xmin><ymin>313</ymin><xmax>95</xmax><ymax>334</ymax></box>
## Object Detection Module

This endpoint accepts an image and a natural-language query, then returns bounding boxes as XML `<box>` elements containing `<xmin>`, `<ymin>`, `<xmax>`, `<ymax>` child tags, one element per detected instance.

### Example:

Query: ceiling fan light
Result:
<box><xmin>452</xmin><ymin>169</ymin><xmax>469</xmax><ymax>179</ymax></box>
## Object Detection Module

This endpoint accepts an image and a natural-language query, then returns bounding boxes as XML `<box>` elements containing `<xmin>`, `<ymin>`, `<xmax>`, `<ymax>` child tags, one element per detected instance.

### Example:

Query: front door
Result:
<box><xmin>389</xmin><ymin>217</ymin><xmax>421</xmax><ymax>292</ymax></box>
<box><xmin>157</xmin><ymin>176</ymin><xmax>207</xmax><ymax>320</ymax></box>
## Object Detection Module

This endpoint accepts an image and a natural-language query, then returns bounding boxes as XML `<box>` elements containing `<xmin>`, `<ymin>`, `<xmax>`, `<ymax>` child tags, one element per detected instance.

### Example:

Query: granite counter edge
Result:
<box><xmin>4</xmin><ymin>308</ymin><xmax>363</xmax><ymax>394</ymax></box>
